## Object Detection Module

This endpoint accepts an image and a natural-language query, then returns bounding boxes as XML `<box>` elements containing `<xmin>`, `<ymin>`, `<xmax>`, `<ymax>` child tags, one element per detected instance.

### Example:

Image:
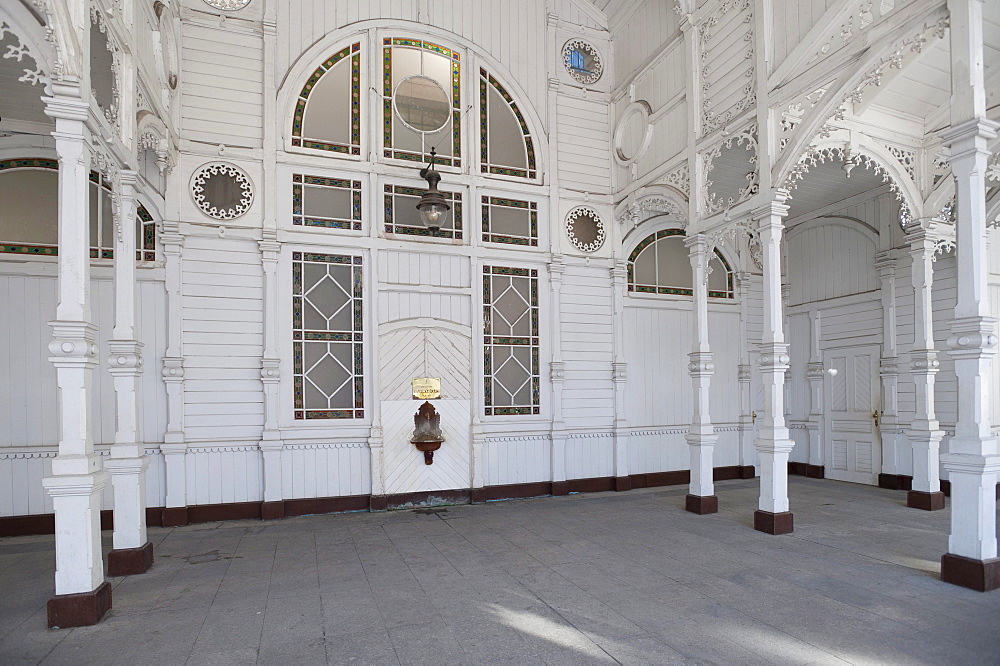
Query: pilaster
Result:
<box><xmin>735</xmin><ymin>271</ymin><xmax>755</xmax><ymax>473</ymax></box>
<box><xmin>875</xmin><ymin>251</ymin><xmax>904</xmax><ymax>481</ymax></box>
<box><xmin>752</xmin><ymin>194</ymin><xmax>794</xmax><ymax>534</ymax></box>
<box><xmin>549</xmin><ymin>256</ymin><xmax>568</xmax><ymax>494</ymax></box>
<box><xmin>159</xmin><ymin>222</ymin><xmax>187</xmax><ymax>525</ymax></box>
<box><xmin>684</xmin><ymin>234</ymin><xmax>717</xmax><ymax>512</ymax></box>
<box><xmin>610</xmin><ymin>260</ymin><xmax>630</xmax><ymax>491</ymax></box>
<box><xmin>259</xmin><ymin>235</ymin><xmax>284</xmax><ymax>518</ymax></box>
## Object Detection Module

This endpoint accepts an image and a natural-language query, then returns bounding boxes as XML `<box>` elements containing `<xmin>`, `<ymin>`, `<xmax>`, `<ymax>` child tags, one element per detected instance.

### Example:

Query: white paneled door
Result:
<box><xmin>823</xmin><ymin>345</ymin><xmax>881</xmax><ymax>485</ymax></box>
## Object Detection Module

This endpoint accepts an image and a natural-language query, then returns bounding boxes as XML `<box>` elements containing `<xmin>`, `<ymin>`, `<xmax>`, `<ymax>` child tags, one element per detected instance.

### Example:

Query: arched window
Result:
<box><xmin>0</xmin><ymin>159</ymin><xmax>156</xmax><ymax>261</ymax></box>
<box><xmin>382</xmin><ymin>38</ymin><xmax>461</xmax><ymax>165</ymax></box>
<box><xmin>480</xmin><ymin>69</ymin><xmax>536</xmax><ymax>179</ymax></box>
<box><xmin>292</xmin><ymin>42</ymin><xmax>362</xmax><ymax>155</ymax></box>
<box><xmin>627</xmin><ymin>229</ymin><xmax>733</xmax><ymax>298</ymax></box>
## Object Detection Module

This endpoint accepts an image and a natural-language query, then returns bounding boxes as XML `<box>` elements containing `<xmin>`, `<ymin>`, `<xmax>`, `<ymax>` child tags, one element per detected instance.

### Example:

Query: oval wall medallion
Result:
<box><xmin>190</xmin><ymin>163</ymin><xmax>254</xmax><ymax>220</ymax></box>
<box><xmin>614</xmin><ymin>100</ymin><xmax>653</xmax><ymax>166</ymax></box>
<box><xmin>565</xmin><ymin>206</ymin><xmax>606</xmax><ymax>253</ymax></box>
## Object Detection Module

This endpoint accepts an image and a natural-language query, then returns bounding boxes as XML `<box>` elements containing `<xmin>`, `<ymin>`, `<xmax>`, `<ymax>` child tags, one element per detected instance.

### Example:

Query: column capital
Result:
<box><xmin>610</xmin><ymin>259</ymin><xmax>627</xmax><ymax>283</ymax></box>
<box><xmin>118</xmin><ymin>169</ymin><xmax>140</xmax><ymax>189</ymax></box>
<box><xmin>873</xmin><ymin>251</ymin><xmax>897</xmax><ymax>274</ymax></box>
<box><xmin>43</xmin><ymin>94</ymin><xmax>90</xmax><ymax>122</ymax></box>
<box><xmin>549</xmin><ymin>254</ymin><xmax>565</xmax><ymax>279</ymax></box>
<box><xmin>752</xmin><ymin>190</ymin><xmax>791</xmax><ymax>224</ymax></box>
<box><xmin>940</xmin><ymin>117</ymin><xmax>999</xmax><ymax>149</ymax></box>
<box><xmin>683</xmin><ymin>232</ymin><xmax>709</xmax><ymax>250</ymax></box>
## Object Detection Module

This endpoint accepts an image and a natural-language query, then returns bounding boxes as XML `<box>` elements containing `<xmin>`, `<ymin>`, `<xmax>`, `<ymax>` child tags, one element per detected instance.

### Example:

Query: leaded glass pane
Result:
<box><xmin>480</xmin><ymin>69</ymin><xmax>537</xmax><ymax>179</ymax></box>
<box><xmin>292</xmin><ymin>43</ymin><xmax>361</xmax><ymax>156</ymax></box>
<box><xmin>383</xmin><ymin>184</ymin><xmax>463</xmax><ymax>240</ymax></box>
<box><xmin>481</xmin><ymin>196</ymin><xmax>537</xmax><ymax>246</ymax></box>
<box><xmin>484</xmin><ymin>266</ymin><xmax>539</xmax><ymax>416</ymax></box>
<box><xmin>626</xmin><ymin>229</ymin><xmax>733</xmax><ymax>299</ymax></box>
<box><xmin>293</xmin><ymin>174</ymin><xmax>362</xmax><ymax>231</ymax></box>
<box><xmin>383</xmin><ymin>39</ymin><xmax>461</xmax><ymax>166</ymax></box>
<box><xmin>292</xmin><ymin>251</ymin><xmax>364</xmax><ymax>420</ymax></box>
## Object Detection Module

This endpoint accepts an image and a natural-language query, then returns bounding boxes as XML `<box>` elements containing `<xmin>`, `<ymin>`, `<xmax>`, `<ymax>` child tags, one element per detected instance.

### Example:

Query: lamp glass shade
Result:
<box><xmin>417</xmin><ymin>200</ymin><xmax>449</xmax><ymax>231</ymax></box>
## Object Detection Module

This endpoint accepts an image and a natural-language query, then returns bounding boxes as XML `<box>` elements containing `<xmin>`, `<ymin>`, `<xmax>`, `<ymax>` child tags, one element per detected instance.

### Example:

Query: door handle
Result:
<box><xmin>872</xmin><ymin>410</ymin><xmax>879</xmax><ymax>428</ymax></box>
<box><xmin>751</xmin><ymin>411</ymin><xmax>757</xmax><ymax>425</ymax></box>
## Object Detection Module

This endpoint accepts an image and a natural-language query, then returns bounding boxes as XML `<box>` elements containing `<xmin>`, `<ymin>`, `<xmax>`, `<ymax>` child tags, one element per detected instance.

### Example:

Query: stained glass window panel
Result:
<box><xmin>483</xmin><ymin>266</ymin><xmax>539</xmax><ymax>416</ymax></box>
<box><xmin>482</xmin><ymin>196</ymin><xmax>537</xmax><ymax>246</ymax></box>
<box><xmin>627</xmin><ymin>229</ymin><xmax>733</xmax><ymax>298</ymax></box>
<box><xmin>383</xmin><ymin>184</ymin><xmax>462</xmax><ymax>240</ymax></box>
<box><xmin>292</xmin><ymin>43</ymin><xmax>362</xmax><ymax>155</ymax></box>
<box><xmin>292</xmin><ymin>174</ymin><xmax>362</xmax><ymax>231</ymax></box>
<box><xmin>292</xmin><ymin>251</ymin><xmax>364</xmax><ymax>420</ymax></box>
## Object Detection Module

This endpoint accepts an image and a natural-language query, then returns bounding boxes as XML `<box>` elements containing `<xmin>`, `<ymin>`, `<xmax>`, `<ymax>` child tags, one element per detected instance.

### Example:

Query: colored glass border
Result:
<box><xmin>481</xmin><ymin>195</ymin><xmax>538</xmax><ymax>246</ymax></box>
<box><xmin>0</xmin><ymin>160</ymin><xmax>156</xmax><ymax>261</ymax></box>
<box><xmin>292</xmin><ymin>251</ymin><xmax>364</xmax><ymax>421</ymax></box>
<box><xmin>483</xmin><ymin>265</ymin><xmax>540</xmax><ymax>416</ymax></box>
<box><xmin>479</xmin><ymin>68</ymin><xmax>537</xmax><ymax>179</ymax></box>
<box><xmin>291</xmin><ymin>43</ymin><xmax>362</xmax><ymax>156</ymax></box>
<box><xmin>626</xmin><ymin>229</ymin><xmax>734</xmax><ymax>299</ymax></box>
<box><xmin>382</xmin><ymin>38</ymin><xmax>461</xmax><ymax>167</ymax></box>
<box><xmin>292</xmin><ymin>174</ymin><xmax>363</xmax><ymax>231</ymax></box>
<box><xmin>383</xmin><ymin>184</ymin><xmax>463</xmax><ymax>240</ymax></box>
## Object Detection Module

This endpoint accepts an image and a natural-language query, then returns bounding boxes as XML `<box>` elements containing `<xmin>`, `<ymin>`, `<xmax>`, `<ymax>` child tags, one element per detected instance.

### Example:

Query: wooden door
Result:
<box><xmin>823</xmin><ymin>345</ymin><xmax>880</xmax><ymax>485</ymax></box>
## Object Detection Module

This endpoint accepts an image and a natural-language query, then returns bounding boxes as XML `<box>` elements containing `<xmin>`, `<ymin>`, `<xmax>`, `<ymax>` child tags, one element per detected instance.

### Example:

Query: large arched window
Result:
<box><xmin>0</xmin><ymin>159</ymin><xmax>156</xmax><ymax>261</ymax></box>
<box><xmin>627</xmin><ymin>229</ymin><xmax>733</xmax><ymax>298</ymax></box>
<box><xmin>292</xmin><ymin>42</ymin><xmax>362</xmax><ymax>155</ymax></box>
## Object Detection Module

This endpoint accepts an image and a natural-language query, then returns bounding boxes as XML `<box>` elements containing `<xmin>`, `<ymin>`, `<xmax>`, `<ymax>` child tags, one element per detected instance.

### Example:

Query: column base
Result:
<box><xmin>47</xmin><ymin>581</ymin><xmax>112</xmax><ymax>629</ymax></box>
<box><xmin>161</xmin><ymin>506</ymin><xmax>188</xmax><ymax>527</ymax></box>
<box><xmin>551</xmin><ymin>481</ymin><xmax>570</xmax><ymax>496</ymax></box>
<box><xmin>754</xmin><ymin>510</ymin><xmax>794</xmax><ymax>535</ymax></box>
<box><xmin>685</xmin><ymin>494</ymin><xmax>718</xmax><ymax>515</ymax></box>
<box><xmin>614</xmin><ymin>476</ymin><xmax>632</xmax><ymax>492</ymax></box>
<box><xmin>369</xmin><ymin>495</ymin><xmax>388</xmax><ymax>512</ymax></box>
<box><xmin>906</xmin><ymin>490</ymin><xmax>945</xmax><ymax>511</ymax></box>
<box><xmin>941</xmin><ymin>553</ymin><xmax>1000</xmax><ymax>592</ymax></box>
<box><xmin>470</xmin><ymin>488</ymin><xmax>487</xmax><ymax>504</ymax></box>
<box><xmin>261</xmin><ymin>501</ymin><xmax>285</xmax><ymax>520</ymax></box>
<box><xmin>108</xmin><ymin>542</ymin><xmax>153</xmax><ymax>576</ymax></box>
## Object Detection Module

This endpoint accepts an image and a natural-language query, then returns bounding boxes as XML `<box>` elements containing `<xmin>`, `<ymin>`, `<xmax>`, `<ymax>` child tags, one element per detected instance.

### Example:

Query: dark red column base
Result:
<box><xmin>754</xmin><ymin>510</ymin><xmax>794</xmax><ymax>535</ymax></box>
<box><xmin>47</xmin><ymin>581</ymin><xmax>112</xmax><ymax>629</ymax></box>
<box><xmin>261</xmin><ymin>501</ymin><xmax>285</xmax><ymax>520</ymax></box>
<box><xmin>369</xmin><ymin>495</ymin><xmax>388</xmax><ymax>512</ymax></box>
<box><xmin>685</xmin><ymin>494</ymin><xmax>718</xmax><ymax>514</ymax></box>
<box><xmin>941</xmin><ymin>553</ymin><xmax>1000</xmax><ymax>592</ymax></box>
<box><xmin>108</xmin><ymin>542</ymin><xmax>153</xmax><ymax>577</ymax></box>
<box><xmin>551</xmin><ymin>481</ymin><xmax>570</xmax><ymax>496</ymax></box>
<box><xmin>161</xmin><ymin>506</ymin><xmax>189</xmax><ymax>527</ymax></box>
<box><xmin>907</xmin><ymin>490</ymin><xmax>945</xmax><ymax>511</ymax></box>
<box><xmin>470</xmin><ymin>488</ymin><xmax>487</xmax><ymax>504</ymax></box>
<box><xmin>614</xmin><ymin>476</ymin><xmax>632</xmax><ymax>492</ymax></box>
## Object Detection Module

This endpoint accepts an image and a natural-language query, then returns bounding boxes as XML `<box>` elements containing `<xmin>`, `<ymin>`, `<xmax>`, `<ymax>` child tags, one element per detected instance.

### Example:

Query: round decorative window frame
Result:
<box><xmin>565</xmin><ymin>206</ymin><xmax>606</xmax><ymax>253</ymax></box>
<box><xmin>613</xmin><ymin>100</ymin><xmax>654</xmax><ymax>167</ymax></box>
<box><xmin>562</xmin><ymin>39</ymin><xmax>604</xmax><ymax>86</ymax></box>
<box><xmin>392</xmin><ymin>74</ymin><xmax>452</xmax><ymax>134</ymax></box>
<box><xmin>202</xmin><ymin>0</ymin><xmax>252</xmax><ymax>10</ymax></box>
<box><xmin>190</xmin><ymin>162</ymin><xmax>254</xmax><ymax>220</ymax></box>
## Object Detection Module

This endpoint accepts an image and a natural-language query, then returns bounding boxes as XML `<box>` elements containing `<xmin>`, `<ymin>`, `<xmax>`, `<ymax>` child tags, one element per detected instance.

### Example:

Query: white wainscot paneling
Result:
<box><xmin>378</xmin><ymin>251</ymin><xmax>471</xmax><ymax>288</ymax></box>
<box><xmin>0</xmin><ymin>447</ymin><xmax>167</xmax><ymax>517</ymax></box>
<box><xmin>564</xmin><ymin>433</ymin><xmax>614</xmax><ymax>480</ymax></box>
<box><xmin>561</xmin><ymin>264</ymin><xmax>615</xmax><ymax>426</ymax></box>
<box><xmin>788</xmin><ymin>424</ymin><xmax>810</xmax><ymax>464</ymax></box>
<box><xmin>184</xmin><ymin>446</ymin><xmax>263</xmax><ymax>505</ymax></box>
<box><xmin>0</xmin><ymin>272</ymin><xmax>168</xmax><ymax>448</ymax></box>
<box><xmin>483</xmin><ymin>435</ymin><xmax>550</xmax><ymax>487</ymax></box>
<box><xmin>282</xmin><ymin>443</ymin><xmax>371</xmax><ymax>499</ymax></box>
<box><xmin>557</xmin><ymin>95</ymin><xmax>612</xmax><ymax>194</ymax></box>
<box><xmin>628</xmin><ymin>428</ymin><xmax>688</xmax><ymax>475</ymax></box>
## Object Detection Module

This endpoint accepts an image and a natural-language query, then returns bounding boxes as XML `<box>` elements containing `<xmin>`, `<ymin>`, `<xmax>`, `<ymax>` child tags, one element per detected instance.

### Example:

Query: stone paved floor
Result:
<box><xmin>2</xmin><ymin>477</ymin><xmax>1000</xmax><ymax>665</ymax></box>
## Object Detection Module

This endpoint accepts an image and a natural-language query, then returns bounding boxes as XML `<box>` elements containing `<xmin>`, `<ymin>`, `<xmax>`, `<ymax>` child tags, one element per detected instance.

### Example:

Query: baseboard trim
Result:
<box><xmin>788</xmin><ymin>462</ymin><xmax>824</xmax><ymax>479</ymax></box>
<box><xmin>0</xmin><ymin>464</ymin><xmax>756</xmax><ymax>537</ymax></box>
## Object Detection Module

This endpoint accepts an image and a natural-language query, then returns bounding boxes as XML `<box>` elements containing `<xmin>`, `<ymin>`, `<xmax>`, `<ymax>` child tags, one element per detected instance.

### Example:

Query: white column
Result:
<box><xmin>159</xmin><ymin>221</ymin><xmax>187</xmax><ymax>524</ymax></box>
<box><xmin>875</xmin><ymin>252</ymin><xmax>904</xmax><ymax>485</ymax></box>
<box><xmin>753</xmin><ymin>194</ymin><xmax>795</xmax><ymax>534</ymax></box>
<box><xmin>684</xmin><ymin>234</ymin><xmax>718</xmax><ymax>512</ymax></box>
<box><xmin>805</xmin><ymin>310</ymin><xmax>824</xmax><ymax>474</ymax></box>
<box><xmin>549</xmin><ymin>255</ymin><xmax>568</xmax><ymax>494</ymax></box>
<box><xmin>735</xmin><ymin>271</ymin><xmax>754</xmax><ymax>474</ymax></box>
<box><xmin>41</xmin><ymin>92</ymin><xmax>110</xmax><ymax>615</ymax></box>
<box><xmin>610</xmin><ymin>260</ymin><xmax>631</xmax><ymax>490</ymax></box>
<box><xmin>905</xmin><ymin>224</ymin><xmax>945</xmax><ymax>510</ymax></box>
<box><xmin>259</xmin><ymin>236</ymin><xmax>284</xmax><ymax>518</ymax></box>
<box><xmin>105</xmin><ymin>170</ymin><xmax>153</xmax><ymax>574</ymax></box>
<box><xmin>939</xmin><ymin>0</ymin><xmax>1000</xmax><ymax>591</ymax></box>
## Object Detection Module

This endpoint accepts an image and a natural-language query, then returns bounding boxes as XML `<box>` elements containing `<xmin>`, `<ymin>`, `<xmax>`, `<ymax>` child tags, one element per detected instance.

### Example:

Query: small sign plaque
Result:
<box><xmin>412</xmin><ymin>377</ymin><xmax>441</xmax><ymax>400</ymax></box>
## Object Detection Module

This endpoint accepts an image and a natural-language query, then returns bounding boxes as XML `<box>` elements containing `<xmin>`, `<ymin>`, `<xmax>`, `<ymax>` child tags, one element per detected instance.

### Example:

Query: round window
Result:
<box><xmin>202</xmin><ymin>0</ymin><xmax>252</xmax><ymax>10</ymax></box>
<box><xmin>393</xmin><ymin>75</ymin><xmax>452</xmax><ymax>133</ymax></box>
<box><xmin>566</xmin><ymin>206</ymin><xmax>606</xmax><ymax>253</ymax></box>
<box><xmin>191</xmin><ymin>163</ymin><xmax>254</xmax><ymax>220</ymax></box>
<box><xmin>562</xmin><ymin>40</ymin><xmax>603</xmax><ymax>85</ymax></box>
